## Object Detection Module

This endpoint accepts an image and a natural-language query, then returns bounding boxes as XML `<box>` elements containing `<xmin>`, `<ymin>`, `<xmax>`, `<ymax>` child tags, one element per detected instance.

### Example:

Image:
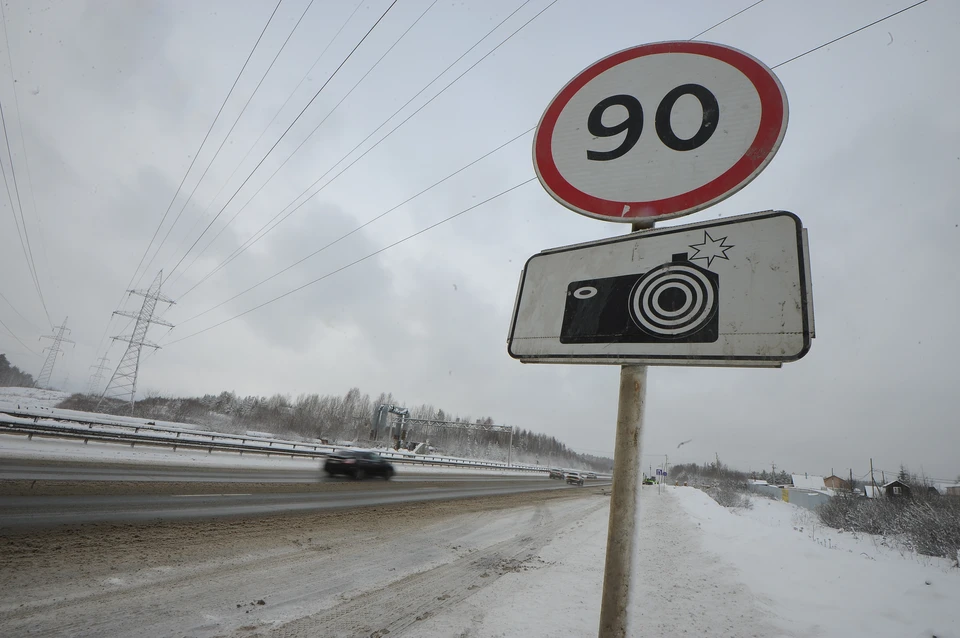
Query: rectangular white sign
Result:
<box><xmin>507</xmin><ymin>211</ymin><xmax>814</xmax><ymax>367</ymax></box>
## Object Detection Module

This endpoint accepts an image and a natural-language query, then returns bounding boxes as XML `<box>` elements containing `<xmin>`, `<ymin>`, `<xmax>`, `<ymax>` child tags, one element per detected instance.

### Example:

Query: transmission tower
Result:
<box><xmin>36</xmin><ymin>317</ymin><xmax>74</xmax><ymax>389</ymax></box>
<box><xmin>99</xmin><ymin>271</ymin><xmax>174</xmax><ymax>412</ymax></box>
<box><xmin>86</xmin><ymin>356</ymin><xmax>111</xmax><ymax>395</ymax></box>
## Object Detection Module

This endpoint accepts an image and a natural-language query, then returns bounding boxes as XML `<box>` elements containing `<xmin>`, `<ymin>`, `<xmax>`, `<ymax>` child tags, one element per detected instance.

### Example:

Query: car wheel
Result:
<box><xmin>325</xmin><ymin>470</ymin><xmax>335</xmax><ymax>478</ymax></box>
<box><xmin>384</xmin><ymin>469</ymin><xmax>394</xmax><ymax>481</ymax></box>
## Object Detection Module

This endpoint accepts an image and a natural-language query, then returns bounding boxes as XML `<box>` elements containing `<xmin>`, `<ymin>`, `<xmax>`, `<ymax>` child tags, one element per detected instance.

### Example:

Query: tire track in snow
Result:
<box><xmin>261</xmin><ymin>499</ymin><xmax>608</xmax><ymax>638</ymax></box>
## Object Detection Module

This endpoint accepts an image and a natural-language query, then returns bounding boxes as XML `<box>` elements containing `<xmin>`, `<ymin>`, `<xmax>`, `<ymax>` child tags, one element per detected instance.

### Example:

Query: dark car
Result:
<box><xmin>324</xmin><ymin>450</ymin><xmax>394</xmax><ymax>480</ymax></box>
<box><xmin>549</xmin><ymin>468</ymin><xmax>565</xmax><ymax>480</ymax></box>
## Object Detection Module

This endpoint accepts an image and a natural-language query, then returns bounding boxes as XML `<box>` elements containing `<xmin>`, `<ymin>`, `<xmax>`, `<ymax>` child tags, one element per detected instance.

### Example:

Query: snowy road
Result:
<box><xmin>1</xmin><ymin>486</ymin><xmax>957</xmax><ymax>637</ymax></box>
<box><xmin>0</xmin><ymin>487</ymin><xmax>606</xmax><ymax>637</ymax></box>
<box><xmin>0</xmin><ymin>479</ymin><xmax>579</xmax><ymax>528</ymax></box>
<box><xmin>0</xmin><ymin>459</ymin><xmax>554</xmax><ymax>484</ymax></box>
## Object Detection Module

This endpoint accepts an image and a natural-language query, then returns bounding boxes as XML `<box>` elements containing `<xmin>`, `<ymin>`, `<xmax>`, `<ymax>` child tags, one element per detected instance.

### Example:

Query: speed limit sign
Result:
<box><xmin>533</xmin><ymin>41</ymin><xmax>788</xmax><ymax>222</ymax></box>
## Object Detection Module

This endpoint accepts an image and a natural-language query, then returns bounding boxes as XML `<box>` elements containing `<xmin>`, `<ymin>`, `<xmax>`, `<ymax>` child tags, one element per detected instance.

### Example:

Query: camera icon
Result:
<box><xmin>559</xmin><ymin>253</ymin><xmax>720</xmax><ymax>344</ymax></box>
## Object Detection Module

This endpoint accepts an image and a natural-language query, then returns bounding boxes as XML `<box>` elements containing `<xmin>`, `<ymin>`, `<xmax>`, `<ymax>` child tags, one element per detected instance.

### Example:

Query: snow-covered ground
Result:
<box><xmin>412</xmin><ymin>487</ymin><xmax>959</xmax><ymax>638</ymax></box>
<box><xmin>0</xmin><ymin>386</ymin><xmax>70</xmax><ymax>408</ymax></box>
<box><xmin>1</xmin><ymin>479</ymin><xmax>957</xmax><ymax>636</ymax></box>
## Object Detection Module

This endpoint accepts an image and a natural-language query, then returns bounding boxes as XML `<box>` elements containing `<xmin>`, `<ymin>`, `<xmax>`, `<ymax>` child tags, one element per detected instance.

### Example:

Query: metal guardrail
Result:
<box><xmin>0</xmin><ymin>408</ymin><xmax>547</xmax><ymax>473</ymax></box>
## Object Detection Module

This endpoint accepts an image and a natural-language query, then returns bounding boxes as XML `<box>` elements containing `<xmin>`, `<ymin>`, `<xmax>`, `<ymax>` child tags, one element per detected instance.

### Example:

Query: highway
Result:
<box><xmin>0</xmin><ymin>459</ymin><xmax>546</xmax><ymax>483</ymax></box>
<box><xmin>0</xmin><ymin>459</ymin><xmax>601</xmax><ymax>529</ymax></box>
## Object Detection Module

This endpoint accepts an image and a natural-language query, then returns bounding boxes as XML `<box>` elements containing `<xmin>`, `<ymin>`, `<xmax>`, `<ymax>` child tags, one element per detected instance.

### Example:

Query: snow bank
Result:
<box><xmin>674</xmin><ymin>486</ymin><xmax>960</xmax><ymax>638</ymax></box>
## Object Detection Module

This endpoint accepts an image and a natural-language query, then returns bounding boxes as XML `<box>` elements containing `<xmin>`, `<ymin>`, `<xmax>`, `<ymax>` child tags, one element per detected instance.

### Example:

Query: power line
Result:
<box><xmin>153</xmin><ymin>0</ymin><xmax>780</xmax><ymax>347</ymax></box>
<box><xmin>134</xmin><ymin>0</ymin><xmax>318</xmax><ymax>291</ymax></box>
<box><xmin>171</xmin><ymin>0</ymin><xmax>553</xmax><ymax>298</ymax></box>
<box><xmin>176</xmin><ymin>127</ymin><xmax>533</xmax><ymax>327</ymax></box>
<box><xmin>168</xmin><ymin>0</ymin><xmax>441</xmax><ymax>289</ymax></box>
<box><xmin>0</xmin><ymin>92</ymin><xmax>51</xmax><ymax>327</ymax></box>
<box><xmin>0</xmin><ymin>314</ymin><xmax>39</xmax><ymax>357</ymax></box>
<box><xmin>690</xmin><ymin>0</ymin><xmax>766</xmax><ymax>40</ymax></box>
<box><xmin>0</xmin><ymin>289</ymin><xmax>35</xmax><ymax>328</ymax></box>
<box><xmin>162</xmin><ymin>0</ymin><xmax>365</xmax><ymax>277</ymax></box>
<box><xmin>91</xmin><ymin>0</ymin><xmax>285</xmax><ymax>366</ymax></box>
<box><xmin>125</xmin><ymin>0</ymin><xmax>283</xmax><ymax>292</ymax></box>
<box><xmin>164</xmin><ymin>0</ymin><xmax>401</xmax><ymax>283</ymax></box>
<box><xmin>773</xmin><ymin>0</ymin><xmax>930</xmax><ymax>68</ymax></box>
<box><xmin>1</xmin><ymin>1</ymin><xmax>52</xmax><ymax>302</ymax></box>
<box><xmin>163</xmin><ymin>178</ymin><xmax>537</xmax><ymax>346</ymax></box>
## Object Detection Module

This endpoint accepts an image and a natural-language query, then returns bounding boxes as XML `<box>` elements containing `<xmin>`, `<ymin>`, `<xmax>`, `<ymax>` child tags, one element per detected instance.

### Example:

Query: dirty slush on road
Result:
<box><xmin>0</xmin><ymin>484</ymin><xmax>607</xmax><ymax>637</ymax></box>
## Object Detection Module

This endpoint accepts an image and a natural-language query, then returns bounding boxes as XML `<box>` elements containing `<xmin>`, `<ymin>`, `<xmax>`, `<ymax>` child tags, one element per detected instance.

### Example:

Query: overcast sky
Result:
<box><xmin>1</xmin><ymin>0</ymin><xmax>957</xmax><ymax>482</ymax></box>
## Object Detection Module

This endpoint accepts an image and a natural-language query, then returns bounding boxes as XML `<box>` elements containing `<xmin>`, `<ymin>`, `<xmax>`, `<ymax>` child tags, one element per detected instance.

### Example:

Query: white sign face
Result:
<box><xmin>507</xmin><ymin>211</ymin><xmax>814</xmax><ymax>367</ymax></box>
<box><xmin>533</xmin><ymin>42</ymin><xmax>788</xmax><ymax>222</ymax></box>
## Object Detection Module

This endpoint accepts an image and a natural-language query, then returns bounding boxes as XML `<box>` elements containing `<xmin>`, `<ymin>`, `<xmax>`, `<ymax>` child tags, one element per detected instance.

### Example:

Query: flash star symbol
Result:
<box><xmin>689</xmin><ymin>231</ymin><xmax>734</xmax><ymax>267</ymax></box>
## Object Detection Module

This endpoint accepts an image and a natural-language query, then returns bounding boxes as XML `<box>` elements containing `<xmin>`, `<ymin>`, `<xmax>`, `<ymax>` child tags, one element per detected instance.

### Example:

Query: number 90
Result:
<box><xmin>586</xmin><ymin>84</ymin><xmax>719</xmax><ymax>161</ymax></box>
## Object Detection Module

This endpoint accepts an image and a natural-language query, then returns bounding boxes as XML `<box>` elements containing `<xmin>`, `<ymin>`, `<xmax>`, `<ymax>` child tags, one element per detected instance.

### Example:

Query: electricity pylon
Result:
<box><xmin>86</xmin><ymin>356</ymin><xmax>110</xmax><ymax>396</ymax></box>
<box><xmin>36</xmin><ymin>317</ymin><xmax>74</xmax><ymax>389</ymax></box>
<box><xmin>99</xmin><ymin>272</ymin><xmax>174</xmax><ymax>412</ymax></box>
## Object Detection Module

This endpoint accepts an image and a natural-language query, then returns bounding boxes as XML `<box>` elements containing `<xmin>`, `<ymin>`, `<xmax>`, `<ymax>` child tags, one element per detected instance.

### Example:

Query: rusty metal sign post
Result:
<box><xmin>514</xmin><ymin>42</ymin><xmax>808</xmax><ymax>637</ymax></box>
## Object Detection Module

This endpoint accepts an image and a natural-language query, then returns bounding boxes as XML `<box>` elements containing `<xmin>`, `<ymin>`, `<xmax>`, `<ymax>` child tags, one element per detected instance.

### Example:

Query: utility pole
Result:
<box><xmin>99</xmin><ymin>271</ymin><xmax>174</xmax><ymax>413</ymax></box>
<box><xmin>36</xmin><ymin>318</ymin><xmax>74</xmax><ymax>389</ymax></box>
<box><xmin>870</xmin><ymin>458</ymin><xmax>877</xmax><ymax>496</ymax></box>
<box><xmin>86</xmin><ymin>356</ymin><xmax>111</xmax><ymax>396</ymax></box>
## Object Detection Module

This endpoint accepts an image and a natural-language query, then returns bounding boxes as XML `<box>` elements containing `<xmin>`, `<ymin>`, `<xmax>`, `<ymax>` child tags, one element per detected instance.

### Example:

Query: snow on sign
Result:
<box><xmin>507</xmin><ymin>211</ymin><xmax>814</xmax><ymax>366</ymax></box>
<box><xmin>533</xmin><ymin>41</ymin><xmax>788</xmax><ymax>222</ymax></box>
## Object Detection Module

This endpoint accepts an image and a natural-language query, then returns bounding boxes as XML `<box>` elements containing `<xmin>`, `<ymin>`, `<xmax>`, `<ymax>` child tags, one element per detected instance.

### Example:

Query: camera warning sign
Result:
<box><xmin>507</xmin><ymin>211</ymin><xmax>814</xmax><ymax>367</ymax></box>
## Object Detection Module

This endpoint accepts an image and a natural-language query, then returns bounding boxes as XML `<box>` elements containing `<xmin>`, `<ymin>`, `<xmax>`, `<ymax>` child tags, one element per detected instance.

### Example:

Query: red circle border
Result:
<box><xmin>533</xmin><ymin>41</ymin><xmax>787</xmax><ymax>222</ymax></box>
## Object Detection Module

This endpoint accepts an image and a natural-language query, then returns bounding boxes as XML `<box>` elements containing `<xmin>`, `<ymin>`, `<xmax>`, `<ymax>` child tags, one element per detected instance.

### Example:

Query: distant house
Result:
<box><xmin>882</xmin><ymin>480</ymin><xmax>911</xmax><ymax>498</ymax></box>
<box><xmin>791</xmin><ymin>474</ymin><xmax>826</xmax><ymax>491</ymax></box>
<box><xmin>823</xmin><ymin>475</ymin><xmax>851</xmax><ymax>490</ymax></box>
<box><xmin>945</xmin><ymin>485</ymin><xmax>960</xmax><ymax>497</ymax></box>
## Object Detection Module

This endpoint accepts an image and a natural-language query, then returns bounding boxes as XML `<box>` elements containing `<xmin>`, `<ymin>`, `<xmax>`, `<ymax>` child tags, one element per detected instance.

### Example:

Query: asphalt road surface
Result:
<box><xmin>0</xmin><ymin>487</ymin><xmax>608</xmax><ymax>638</ymax></box>
<box><xmin>0</xmin><ymin>460</ymin><xmax>602</xmax><ymax>529</ymax></box>
<box><xmin>0</xmin><ymin>459</ymin><xmax>548</xmax><ymax>483</ymax></box>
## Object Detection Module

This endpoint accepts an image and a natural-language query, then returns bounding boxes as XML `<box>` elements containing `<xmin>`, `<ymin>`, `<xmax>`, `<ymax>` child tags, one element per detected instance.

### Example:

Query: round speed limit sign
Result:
<box><xmin>533</xmin><ymin>41</ymin><xmax>788</xmax><ymax>222</ymax></box>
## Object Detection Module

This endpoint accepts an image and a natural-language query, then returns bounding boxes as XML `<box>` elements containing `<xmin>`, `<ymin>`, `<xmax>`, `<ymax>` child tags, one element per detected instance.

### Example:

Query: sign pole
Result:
<box><xmin>598</xmin><ymin>221</ymin><xmax>652</xmax><ymax>638</ymax></box>
<box><xmin>520</xmin><ymin>38</ymin><xmax>801</xmax><ymax>638</ymax></box>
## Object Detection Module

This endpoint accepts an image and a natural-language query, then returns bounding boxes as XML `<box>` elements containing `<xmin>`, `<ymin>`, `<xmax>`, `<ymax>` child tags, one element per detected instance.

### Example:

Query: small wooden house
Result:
<box><xmin>882</xmin><ymin>479</ymin><xmax>911</xmax><ymax>498</ymax></box>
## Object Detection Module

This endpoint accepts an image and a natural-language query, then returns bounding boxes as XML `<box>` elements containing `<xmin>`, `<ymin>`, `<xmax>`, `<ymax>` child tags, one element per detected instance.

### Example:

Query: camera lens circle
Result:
<box><xmin>655</xmin><ymin>286</ymin><xmax>688</xmax><ymax>313</ymax></box>
<box><xmin>630</xmin><ymin>262</ymin><xmax>717</xmax><ymax>337</ymax></box>
<box><xmin>648</xmin><ymin>279</ymin><xmax>694</xmax><ymax>319</ymax></box>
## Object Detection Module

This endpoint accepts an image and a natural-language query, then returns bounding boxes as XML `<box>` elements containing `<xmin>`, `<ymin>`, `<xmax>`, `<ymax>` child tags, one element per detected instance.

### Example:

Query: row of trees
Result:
<box><xmin>0</xmin><ymin>354</ymin><xmax>34</xmax><ymax>387</ymax></box>
<box><xmin>60</xmin><ymin>386</ymin><xmax>612</xmax><ymax>471</ymax></box>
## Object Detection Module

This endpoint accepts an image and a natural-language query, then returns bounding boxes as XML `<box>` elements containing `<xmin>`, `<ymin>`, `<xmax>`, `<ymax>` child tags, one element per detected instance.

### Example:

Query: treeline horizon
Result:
<box><xmin>56</xmin><ymin>386</ymin><xmax>613</xmax><ymax>472</ymax></box>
